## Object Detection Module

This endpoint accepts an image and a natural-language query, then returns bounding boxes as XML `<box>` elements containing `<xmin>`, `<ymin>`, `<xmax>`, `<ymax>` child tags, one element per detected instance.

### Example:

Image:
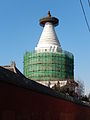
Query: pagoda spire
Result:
<box><xmin>48</xmin><ymin>11</ymin><xmax>51</xmax><ymax>17</ymax></box>
<box><xmin>35</xmin><ymin>11</ymin><xmax>61</xmax><ymax>52</ymax></box>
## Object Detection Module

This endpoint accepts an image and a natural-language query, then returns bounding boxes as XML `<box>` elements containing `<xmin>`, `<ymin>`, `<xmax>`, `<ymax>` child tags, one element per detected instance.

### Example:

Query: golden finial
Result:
<box><xmin>48</xmin><ymin>11</ymin><xmax>51</xmax><ymax>17</ymax></box>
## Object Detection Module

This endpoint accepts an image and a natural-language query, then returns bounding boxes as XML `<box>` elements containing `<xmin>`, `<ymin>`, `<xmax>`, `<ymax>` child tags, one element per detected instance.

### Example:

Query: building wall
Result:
<box><xmin>0</xmin><ymin>82</ymin><xmax>90</xmax><ymax>120</ymax></box>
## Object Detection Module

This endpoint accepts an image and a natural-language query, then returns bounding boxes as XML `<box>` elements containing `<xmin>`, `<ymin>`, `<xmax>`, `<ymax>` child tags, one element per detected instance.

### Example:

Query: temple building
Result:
<box><xmin>23</xmin><ymin>11</ymin><xmax>74</xmax><ymax>88</ymax></box>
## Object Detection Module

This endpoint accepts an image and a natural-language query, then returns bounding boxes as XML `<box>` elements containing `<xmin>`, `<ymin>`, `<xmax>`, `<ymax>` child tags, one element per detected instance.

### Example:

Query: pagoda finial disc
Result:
<box><xmin>40</xmin><ymin>11</ymin><xmax>59</xmax><ymax>27</ymax></box>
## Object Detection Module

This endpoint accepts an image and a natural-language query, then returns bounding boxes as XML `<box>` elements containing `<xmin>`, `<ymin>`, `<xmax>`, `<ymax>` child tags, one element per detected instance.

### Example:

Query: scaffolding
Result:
<box><xmin>24</xmin><ymin>50</ymin><xmax>74</xmax><ymax>81</ymax></box>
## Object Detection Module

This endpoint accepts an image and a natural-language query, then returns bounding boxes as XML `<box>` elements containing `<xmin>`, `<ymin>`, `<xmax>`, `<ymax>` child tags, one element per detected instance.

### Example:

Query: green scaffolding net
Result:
<box><xmin>24</xmin><ymin>50</ymin><xmax>74</xmax><ymax>81</ymax></box>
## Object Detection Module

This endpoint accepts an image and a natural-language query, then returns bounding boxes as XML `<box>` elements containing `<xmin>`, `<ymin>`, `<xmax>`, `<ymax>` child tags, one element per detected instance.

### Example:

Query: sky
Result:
<box><xmin>0</xmin><ymin>0</ymin><xmax>90</xmax><ymax>94</ymax></box>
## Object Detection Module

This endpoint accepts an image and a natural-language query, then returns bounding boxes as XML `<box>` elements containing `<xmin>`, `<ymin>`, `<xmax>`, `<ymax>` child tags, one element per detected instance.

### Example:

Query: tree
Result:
<box><xmin>75</xmin><ymin>80</ymin><xmax>85</xmax><ymax>97</ymax></box>
<box><xmin>88</xmin><ymin>93</ymin><xmax>90</xmax><ymax>101</ymax></box>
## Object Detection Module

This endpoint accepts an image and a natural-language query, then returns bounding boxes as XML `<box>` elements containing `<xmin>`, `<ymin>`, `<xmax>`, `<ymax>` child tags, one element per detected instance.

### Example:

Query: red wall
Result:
<box><xmin>0</xmin><ymin>82</ymin><xmax>90</xmax><ymax>120</ymax></box>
